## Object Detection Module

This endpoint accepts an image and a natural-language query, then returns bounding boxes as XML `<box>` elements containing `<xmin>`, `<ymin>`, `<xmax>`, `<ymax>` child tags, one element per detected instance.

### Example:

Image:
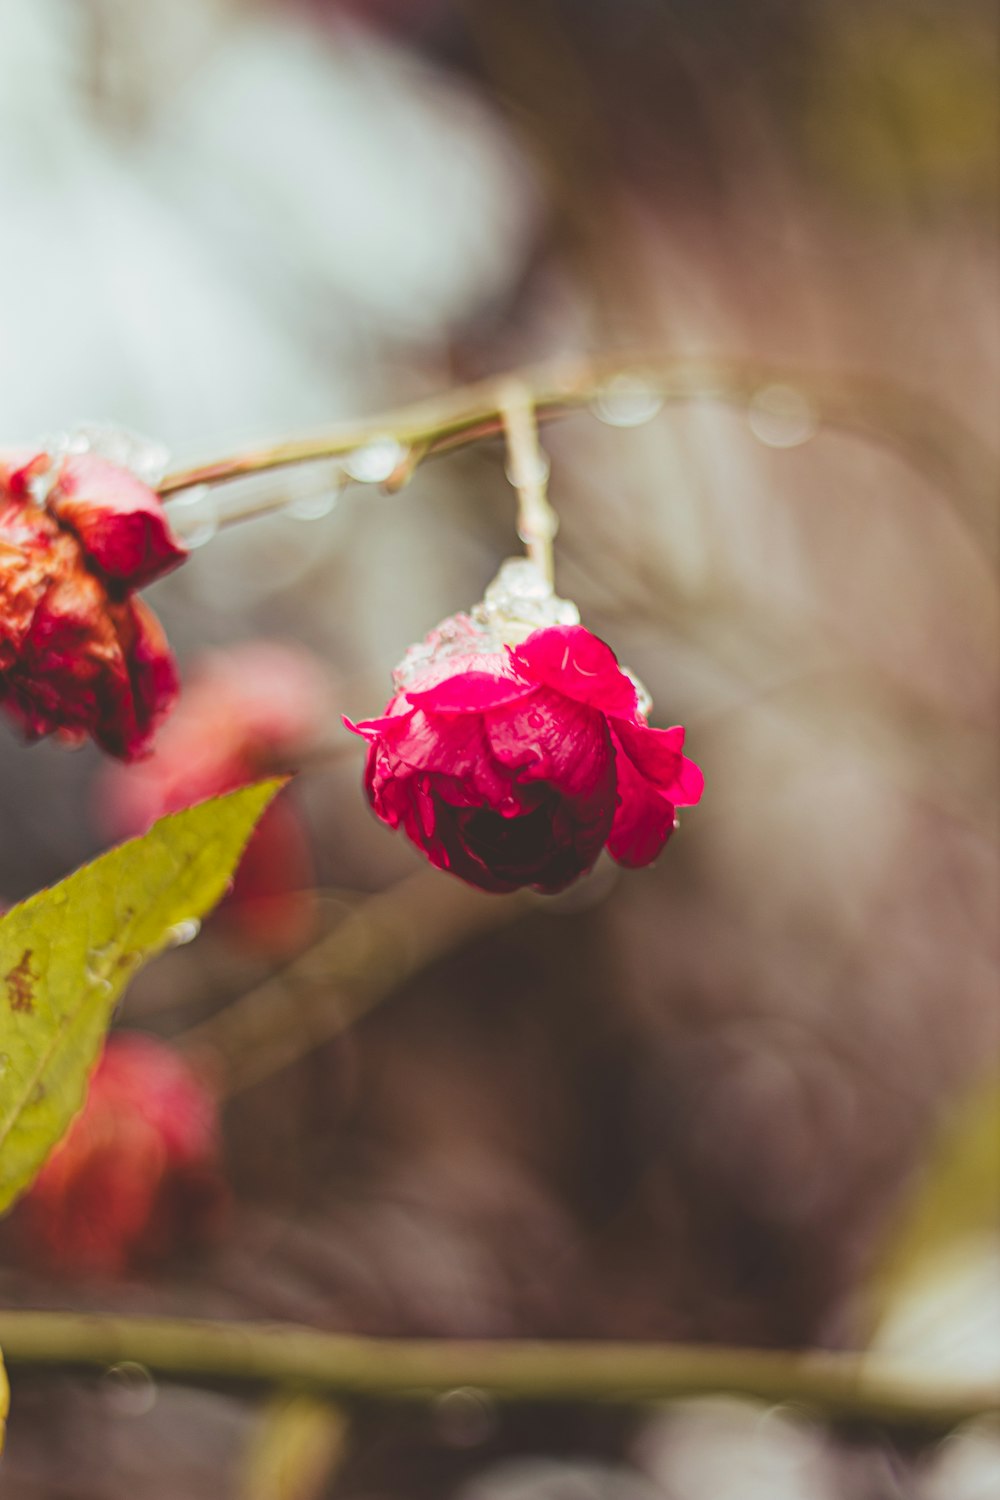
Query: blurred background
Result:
<box><xmin>0</xmin><ymin>0</ymin><xmax>997</xmax><ymax>1496</ymax></box>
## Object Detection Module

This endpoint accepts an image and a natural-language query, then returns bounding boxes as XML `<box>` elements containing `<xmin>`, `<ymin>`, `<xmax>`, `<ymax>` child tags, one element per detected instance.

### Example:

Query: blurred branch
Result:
<box><xmin>159</xmin><ymin>354</ymin><xmax>999</xmax><ymax>565</ymax></box>
<box><xmin>1</xmin><ymin>1310</ymin><xmax>996</xmax><ymax>1432</ymax></box>
<box><xmin>178</xmin><ymin>870</ymin><xmax>532</xmax><ymax>1097</ymax></box>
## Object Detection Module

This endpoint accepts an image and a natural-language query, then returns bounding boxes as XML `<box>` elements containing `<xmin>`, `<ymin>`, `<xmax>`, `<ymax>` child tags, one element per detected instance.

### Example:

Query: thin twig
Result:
<box><xmin>178</xmin><ymin>870</ymin><xmax>532</xmax><ymax>1098</ymax></box>
<box><xmin>158</xmin><ymin>353</ymin><xmax>999</xmax><ymax>564</ymax></box>
<box><xmin>0</xmin><ymin>1310</ymin><xmax>996</xmax><ymax>1431</ymax></box>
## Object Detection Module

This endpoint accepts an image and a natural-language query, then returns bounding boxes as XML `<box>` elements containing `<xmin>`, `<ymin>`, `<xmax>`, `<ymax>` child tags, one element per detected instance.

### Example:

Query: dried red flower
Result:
<box><xmin>0</xmin><ymin>450</ymin><xmax>185</xmax><ymax>758</ymax></box>
<box><xmin>101</xmin><ymin>642</ymin><xmax>330</xmax><ymax>953</ymax></box>
<box><xmin>18</xmin><ymin>1033</ymin><xmax>225</xmax><ymax>1277</ymax></box>
<box><xmin>346</xmin><ymin>578</ymin><xmax>703</xmax><ymax>893</ymax></box>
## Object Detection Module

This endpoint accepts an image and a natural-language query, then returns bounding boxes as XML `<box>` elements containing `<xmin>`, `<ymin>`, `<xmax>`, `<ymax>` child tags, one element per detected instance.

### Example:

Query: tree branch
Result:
<box><xmin>0</xmin><ymin>1310</ymin><xmax>996</xmax><ymax>1432</ymax></box>
<box><xmin>158</xmin><ymin>353</ymin><xmax>999</xmax><ymax>564</ymax></box>
<box><xmin>178</xmin><ymin>870</ymin><xmax>532</xmax><ymax>1098</ymax></box>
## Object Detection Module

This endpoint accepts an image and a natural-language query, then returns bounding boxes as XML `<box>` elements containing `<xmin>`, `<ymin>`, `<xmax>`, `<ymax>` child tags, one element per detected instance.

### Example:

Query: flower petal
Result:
<box><xmin>49</xmin><ymin>454</ymin><xmax>187</xmax><ymax>590</ymax></box>
<box><xmin>511</xmin><ymin>625</ymin><xmax>639</xmax><ymax>719</ymax></box>
<box><xmin>484</xmin><ymin>686</ymin><xmax>615</xmax><ymax>802</ymax></box>
<box><xmin>606</xmin><ymin>721</ymin><xmax>703</xmax><ymax>868</ymax></box>
<box><xmin>406</xmin><ymin>663</ymin><xmax>534</xmax><ymax>713</ymax></box>
<box><xmin>612</xmin><ymin>719</ymin><xmax>705</xmax><ymax>806</ymax></box>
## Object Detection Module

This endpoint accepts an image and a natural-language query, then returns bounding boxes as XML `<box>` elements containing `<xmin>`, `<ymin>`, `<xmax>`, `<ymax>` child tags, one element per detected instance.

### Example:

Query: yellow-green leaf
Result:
<box><xmin>0</xmin><ymin>1343</ymin><xmax>8</xmax><ymax>1454</ymax></box>
<box><xmin>241</xmin><ymin>1394</ymin><xmax>348</xmax><ymax>1500</ymax></box>
<box><xmin>865</xmin><ymin>1071</ymin><xmax>1000</xmax><ymax>1337</ymax></box>
<box><xmin>0</xmin><ymin>779</ymin><xmax>283</xmax><ymax>1216</ymax></box>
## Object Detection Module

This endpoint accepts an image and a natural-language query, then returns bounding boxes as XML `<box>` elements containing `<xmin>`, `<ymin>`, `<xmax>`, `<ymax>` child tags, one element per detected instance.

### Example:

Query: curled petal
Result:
<box><xmin>613</xmin><ymin>718</ymin><xmax>705</xmax><ymax>806</ymax></box>
<box><xmin>363</xmin><ymin>706</ymin><xmax>527</xmax><ymax>818</ymax></box>
<box><xmin>49</xmin><ymin>454</ymin><xmax>187</xmax><ymax>590</ymax></box>
<box><xmin>511</xmin><ymin>625</ymin><xmax>639</xmax><ymax>719</ymax></box>
<box><xmin>607</xmin><ymin>721</ymin><xmax>704</xmax><ymax>869</ymax></box>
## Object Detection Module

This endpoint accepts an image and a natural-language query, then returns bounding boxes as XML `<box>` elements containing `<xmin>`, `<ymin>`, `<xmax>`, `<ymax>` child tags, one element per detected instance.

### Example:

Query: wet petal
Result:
<box><xmin>511</xmin><ymin>625</ymin><xmax>639</xmax><ymax>718</ymax></box>
<box><xmin>406</xmin><ymin>662</ymin><xmax>534</xmax><ymax>713</ymax></box>
<box><xmin>613</xmin><ymin>718</ymin><xmax>704</xmax><ymax>806</ymax></box>
<box><xmin>484</xmin><ymin>687</ymin><xmax>615</xmax><ymax>801</ymax></box>
<box><xmin>607</xmin><ymin>743</ymin><xmax>677</xmax><ymax>869</ymax></box>
<box><xmin>49</xmin><ymin>454</ymin><xmax>187</xmax><ymax>590</ymax></box>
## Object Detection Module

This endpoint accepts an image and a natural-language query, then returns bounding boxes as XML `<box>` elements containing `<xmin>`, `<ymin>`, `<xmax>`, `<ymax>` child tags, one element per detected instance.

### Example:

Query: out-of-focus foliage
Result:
<box><xmin>240</xmin><ymin>1394</ymin><xmax>348</xmax><ymax>1500</ymax></box>
<box><xmin>869</xmin><ymin>1072</ymin><xmax>1000</xmax><ymax>1327</ymax></box>
<box><xmin>0</xmin><ymin>780</ymin><xmax>280</xmax><ymax>1215</ymax></box>
<box><xmin>799</xmin><ymin>3</ymin><xmax>998</xmax><ymax>206</ymax></box>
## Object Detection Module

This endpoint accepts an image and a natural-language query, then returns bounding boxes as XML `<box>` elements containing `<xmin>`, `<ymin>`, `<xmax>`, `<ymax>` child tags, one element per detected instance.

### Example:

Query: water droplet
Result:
<box><xmin>504</xmin><ymin>450</ymin><xmax>551</xmax><ymax>488</ymax></box>
<box><xmin>288</xmin><ymin>488</ymin><xmax>339</xmax><ymax>522</ymax></box>
<box><xmin>167</xmin><ymin>917</ymin><xmax>201</xmax><ymax>947</ymax></box>
<box><xmin>622</xmin><ymin>667</ymin><xmax>653</xmax><ymax>718</ymax></box>
<box><xmin>432</xmin><ymin>1387</ymin><xmax>497</xmax><ymax>1448</ymax></box>
<box><xmin>84</xmin><ymin>962</ymin><xmax>113</xmax><ymax>997</ymax></box>
<box><xmin>747</xmin><ymin>385</ymin><xmax>817</xmax><ymax>448</ymax></box>
<box><xmin>169</xmin><ymin>486</ymin><xmax>218</xmax><ymax>548</ymax></box>
<box><xmin>342</xmin><ymin>436</ymin><xmax>407</xmax><ymax>485</ymax></box>
<box><xmin>102</xmin><ymin>1362</ymin><xmax>158</xmax><ymax>1417</ymax></box>
<box><xmin>47</xmin><ymin>423</ymin><xmax>171</xmax><ymax>484</ymax></box>
<box><xmin>592</xmin><ymin>374</ymin><xmax>664</xmax><ymax>427</ymax></box>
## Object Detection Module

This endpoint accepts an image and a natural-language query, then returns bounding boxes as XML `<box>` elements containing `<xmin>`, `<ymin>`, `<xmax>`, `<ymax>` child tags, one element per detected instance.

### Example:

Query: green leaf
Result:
<box><xmin>0</xmin><ymin>779</ymin><xmax>284</xmax><ymax>1216</ymax></box>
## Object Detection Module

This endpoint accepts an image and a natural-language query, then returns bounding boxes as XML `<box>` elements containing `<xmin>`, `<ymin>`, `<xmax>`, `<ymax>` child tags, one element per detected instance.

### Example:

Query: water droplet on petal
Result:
<box><xmin>343</xmin><ymin>436</ymin><xmax>407</xmax><ymax>485</ymax></box>
<box><xmin>167</xmin><ymin>918</ymin><xmax>201</xmax><ymax>947</ymax></box>
<box><xmin>747</xmin><ymin>385</ymin><xmax>817</xmax><ymax>448</ymax></box>
<box><xmin>592</xmin><ymin>374</ymin><xmax>664</xmax><ymax>427</ymax></box>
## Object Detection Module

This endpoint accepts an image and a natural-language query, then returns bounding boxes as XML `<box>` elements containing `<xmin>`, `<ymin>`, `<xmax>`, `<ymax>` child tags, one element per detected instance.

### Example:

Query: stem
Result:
<box><xmin>178</xmin><ymin>871</ymin><xmax>532</xmax><ymax>1098</ymax></box>
<box><xmin>157</xmin><ymin>353</ymin><xmax>999</xmax><ymax>564</ymax></box>
<box><xmin>0</xmin><ymin>1311</ymin><xmax>995</xmax><ymax>1431</ymax></box>
<box><xmin>500</xmin><ymin>381</ymin><xmax>557</xmax><ymax>586</ymax></box>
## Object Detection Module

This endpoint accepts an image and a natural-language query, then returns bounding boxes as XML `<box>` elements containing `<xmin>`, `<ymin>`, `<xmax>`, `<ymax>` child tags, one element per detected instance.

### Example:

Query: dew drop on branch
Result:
<box><xmin>747</xmin><ymin>385</ymin><xmax>817</xmax><ymax>448</ymax></box>
<box><xmin>592</xmin><ymin>374</ymin><xmax>664</xmax><ymax>427</ymax></box>
<box><xmin>342</xmin><ymin>436</ymin><xmax>407</xmax><ymax>485</ymax></box>
<box><xmin>168</xmin><ymin>486</ymin><xmax>218</xmax><ymax>549</ymax></box>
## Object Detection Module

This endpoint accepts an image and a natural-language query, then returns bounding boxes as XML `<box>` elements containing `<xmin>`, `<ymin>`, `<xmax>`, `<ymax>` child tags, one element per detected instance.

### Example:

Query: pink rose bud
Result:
<box><xmin>18</xmin><ymin>1033</ymin><xmax>226</xmax><ymax>1277</ymax></box>
<box><xmin>346</xmin><ymin>563</ymin><xmax>703</xmax><ymax>893</ymax></box>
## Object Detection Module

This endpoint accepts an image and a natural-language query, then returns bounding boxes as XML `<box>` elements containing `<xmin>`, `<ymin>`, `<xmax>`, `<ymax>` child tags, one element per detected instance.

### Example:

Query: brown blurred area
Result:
<box><xmin>0</xmin><ymin>0</ymin><xmax>997</xmax><ymax>1496</ymax></box>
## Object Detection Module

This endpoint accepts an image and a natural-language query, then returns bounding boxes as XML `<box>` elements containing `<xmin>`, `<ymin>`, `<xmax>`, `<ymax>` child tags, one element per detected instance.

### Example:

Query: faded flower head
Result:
<box><xmin>0</xmin><ymin>447</ymin><xmax>185</xmax><ymax>758</ymax></box>
<box><xmin>18</xmin><ymin>1032</ymin><xmax>225</xmax><ymax>1277</ymax></box>
<box><xmin>101</xmin><ymin>641</ymin><xmax>331</xmax><ymax>953</ymax></box>
<box><xmin>346</xmin><ymin>560</ymin><xmax>703</xmax><ymax>894</ymax></box>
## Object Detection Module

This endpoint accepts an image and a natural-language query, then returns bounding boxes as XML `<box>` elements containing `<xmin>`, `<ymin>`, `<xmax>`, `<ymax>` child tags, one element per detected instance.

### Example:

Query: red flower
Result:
<box><xmin>18</xmin><ymin>1033</ymin><xmax>225</xmax><ymax>1277</ymax></box>
<box><xmin>346</xmin><ymin>605</ymin><xmax>703</xmax><ymax>894</ymax></box>
<box><xmin>0</xmin><ymin>450</ymin><xmax>185</xmax><ymax>759</ymax></box>
<box><xmin>100</xmin><ymin>642</ymin><xmax>330</xmax><ymax>953</ymax></box>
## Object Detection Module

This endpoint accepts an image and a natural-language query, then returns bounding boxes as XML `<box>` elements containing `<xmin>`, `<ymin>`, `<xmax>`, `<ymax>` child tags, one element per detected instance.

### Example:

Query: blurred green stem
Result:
<box><xmin>159</xmin><ymin>353</ymin><xmax>998</xmax><ymax>565</ymax></box>
<box><xmin>178</xmin><ymin>870</ymin><xmax>532</xmax><ymax>1098</ymax></box>
<box><xmin>1</xmin><ymin>1310</ymin><xmax>996</xmax><ymax>1431</ymax></box>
